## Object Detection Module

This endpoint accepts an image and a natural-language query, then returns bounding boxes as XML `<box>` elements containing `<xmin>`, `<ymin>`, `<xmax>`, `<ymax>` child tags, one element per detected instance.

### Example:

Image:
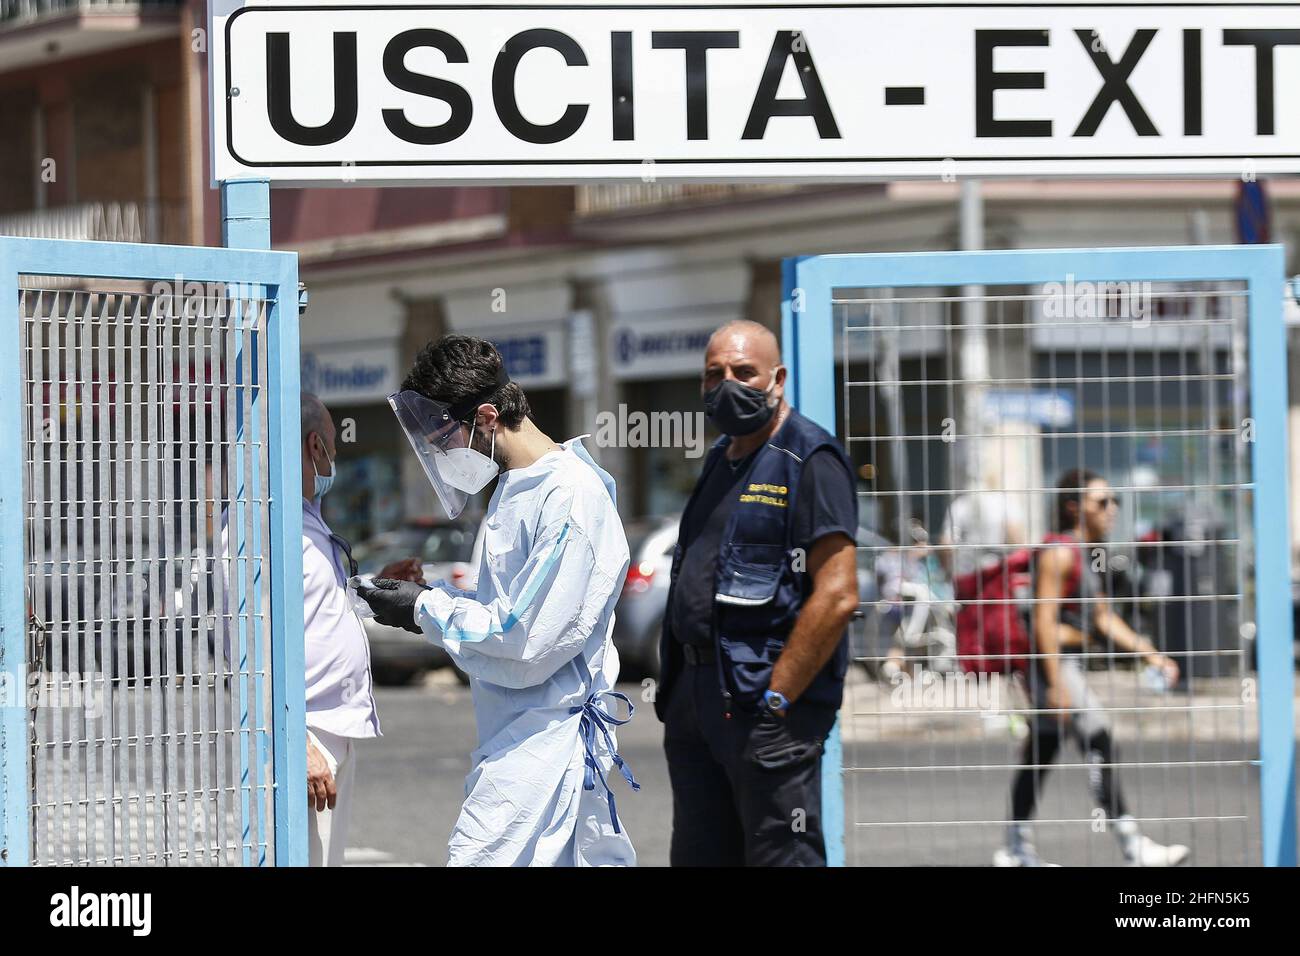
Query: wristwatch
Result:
<box><xmin>763</xmin><ymin>689</ymin><xmax>789</xmax><ymax>717</ymax></box>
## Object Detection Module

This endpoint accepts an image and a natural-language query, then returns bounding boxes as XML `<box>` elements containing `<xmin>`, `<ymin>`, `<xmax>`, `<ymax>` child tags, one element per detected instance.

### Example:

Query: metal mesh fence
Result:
<box><xmin>20</xmin><ymin>282</ymin><xmax>276</xmax><ymax>865</ymax></box>
<box><xmin>838</xmin><ymin>279</ymin><xmax>1257</xmax><ymax>866</ymax></box>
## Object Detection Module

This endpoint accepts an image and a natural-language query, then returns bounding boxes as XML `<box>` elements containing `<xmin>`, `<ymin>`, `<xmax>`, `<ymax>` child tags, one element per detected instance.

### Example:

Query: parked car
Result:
<box><xmin>33</xmin><ymin>516</ymin><xmax>200</xmax><ymax>684</ymax></box>
<box><xmin>354</xmin><ymin>518</ymin><xmax>483</xmax><ymax>685</ymax></box>
<box><xmin>611</xmin><ymin>516</ymin><xmax>679</xmax><ymax>679</ymax></box>
<box><xmin>611</xmin><ymin>515</ymin><xmax>892</xmax><ymax>680</ymax></box>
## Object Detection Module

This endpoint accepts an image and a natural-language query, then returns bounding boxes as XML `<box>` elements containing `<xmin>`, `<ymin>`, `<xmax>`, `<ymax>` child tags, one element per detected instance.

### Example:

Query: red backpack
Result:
<box><xmin>953</xmin><ymin>534</ymin><xmax>1086</xmax><ymax>674</ymax></box>
<box><xmin>952</xmin><ymin>550</ymin><xmax>1033</xmax><ymax>675</ymax></box>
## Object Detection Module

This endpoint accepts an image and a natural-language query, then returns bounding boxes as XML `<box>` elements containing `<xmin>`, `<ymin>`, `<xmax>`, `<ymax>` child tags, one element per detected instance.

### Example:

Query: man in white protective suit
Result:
<box><xmin>357</xmin><ymin>334</ymin><xmax>638</xmax><ymax>867</ymax></box>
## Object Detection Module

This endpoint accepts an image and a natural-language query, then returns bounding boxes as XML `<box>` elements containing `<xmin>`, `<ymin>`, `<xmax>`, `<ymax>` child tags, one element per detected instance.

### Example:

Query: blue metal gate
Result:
<box><xmin>0</xmin><ymin>236</ymin><xmax>305</xmax><ymax>865</ymax></box>
<box><xmin>783</xmin><ymin>245</ymin><xmax>1296</xmax><ymax>867</ymax></box>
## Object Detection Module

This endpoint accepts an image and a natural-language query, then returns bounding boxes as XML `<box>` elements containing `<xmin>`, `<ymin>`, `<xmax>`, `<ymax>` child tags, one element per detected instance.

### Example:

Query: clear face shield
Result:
<box><xmin>388</xmin><ymin>378</ymin><xmax>505</xmax><ymax>519</ymax></box>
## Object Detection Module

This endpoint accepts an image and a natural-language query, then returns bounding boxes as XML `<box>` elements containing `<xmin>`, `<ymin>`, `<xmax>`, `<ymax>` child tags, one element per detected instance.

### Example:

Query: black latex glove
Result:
<box><xmin>357</xmin><ymin>578</ymin><xmax>427</xmax><ymax>634</ymax></box>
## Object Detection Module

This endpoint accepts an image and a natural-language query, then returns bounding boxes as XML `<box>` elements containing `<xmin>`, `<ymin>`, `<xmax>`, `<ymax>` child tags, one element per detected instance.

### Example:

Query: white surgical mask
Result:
<box><xmin>435</xmin><ymin>425</ymin><xmax>499</xmax><ymax>494</ymax></box>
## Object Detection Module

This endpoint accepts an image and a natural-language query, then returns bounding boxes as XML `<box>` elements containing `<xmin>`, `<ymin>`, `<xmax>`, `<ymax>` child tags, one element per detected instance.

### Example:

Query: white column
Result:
<box><xmin>141</xmin><ymin>84</ymin><xmax>160</xmax><ymax>242</ymax></box>
<box><xmin>959</xmin><ymin>179</ymin><xmax>988</xmax><ymax>493</ymax></box>
<box><xmin>32</xmin><ymin>104</ymin><xmax>45</xmax><ymax>210</ymax></box>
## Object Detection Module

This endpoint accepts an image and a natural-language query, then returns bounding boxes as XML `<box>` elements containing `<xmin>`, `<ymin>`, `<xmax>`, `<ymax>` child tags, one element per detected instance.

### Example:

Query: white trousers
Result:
<box><xmin>307</xmin><ymin>726</ymin><xmax>356</xmax><ymax>867</ymax></box>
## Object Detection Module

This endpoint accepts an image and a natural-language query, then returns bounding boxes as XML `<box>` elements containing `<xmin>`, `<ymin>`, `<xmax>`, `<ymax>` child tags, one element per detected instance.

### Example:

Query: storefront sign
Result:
<box><xmin>609</xmin><ymin>316</ymin><xmax>716</xmax><ymax>381</ymax></box>
<box><xmin>488</xmin><ymin>325</ymin><xmax>567</xmax><ymax>388</ymax></box>
<box><xmin>300</xmin><ymin>340</ymin><xmax>400</xmax><ymax>403</ymax></box>
<box><xmin>983</xmin><ymin>388</ymin><xmax>1076</xmax><ymax>428</ymax></box>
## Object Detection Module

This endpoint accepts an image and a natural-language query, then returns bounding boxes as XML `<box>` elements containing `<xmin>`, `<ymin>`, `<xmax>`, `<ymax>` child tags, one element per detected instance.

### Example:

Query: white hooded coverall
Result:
<box><xmin>413</xmin><ymin>437</ymin><xmax>637</xmax><ymax>866</ymax></box>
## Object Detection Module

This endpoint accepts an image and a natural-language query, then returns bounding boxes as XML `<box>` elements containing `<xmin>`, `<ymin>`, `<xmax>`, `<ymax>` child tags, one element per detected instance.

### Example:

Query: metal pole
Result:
<box><xmin>1249</xmin><ymin>250</ymin><xmax>1298</xmax><ymax>866</ymax></box>
<box><xmin>221</xmin><ymin>179</ymin><xmax>271</xmax><ymax>251</ymax></box>
<box><xmin>959</xmin><ymin>179</ymin><xmax>987</xmax><ymax>494</ymax></box>
<box><xmin>220</xmin><ymin>178</ymin><xmax>309</xmax><ymax>865</ymax></box>
<box><xmin>0</xmin><ymin>242</ymin><xmax>28</xmax><ymax>866</ymax></box>
<box><xmin>782</xmin><ymin>256</ymin><xmax>846</xmax><ymax>866</ymax></box>
<box><xmin>223</xmin><ymin>179</ymin><xmax>309</xmax><ymax>864</ymax></box>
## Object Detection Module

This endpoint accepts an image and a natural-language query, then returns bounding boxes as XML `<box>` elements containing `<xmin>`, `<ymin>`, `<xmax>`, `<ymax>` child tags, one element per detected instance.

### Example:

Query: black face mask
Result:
<box><xmin>703</xmin><ymin>372</ymin><xmax>779</xmax><ymax>436</ymax></box>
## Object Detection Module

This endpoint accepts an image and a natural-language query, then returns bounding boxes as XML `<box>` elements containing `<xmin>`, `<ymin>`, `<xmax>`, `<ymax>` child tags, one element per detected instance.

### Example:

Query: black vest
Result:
<box><xmin>656</xmin><ymin>408</ymin><xmax>854</xmax><ymax>718</ymax></box>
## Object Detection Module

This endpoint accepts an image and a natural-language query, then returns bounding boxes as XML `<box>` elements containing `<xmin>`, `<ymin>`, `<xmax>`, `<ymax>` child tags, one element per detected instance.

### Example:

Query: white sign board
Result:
<box><xmin>486</xmin><ymin>322</ymin><xmax>568</xmax><ymax>388</ymax></box>
<box><xmin>210</xmin><ymin>1</ymin><xmax>1300</xmax><ymax>184</ymax></box>
<box><xmin>983</xmin><ymin>389</ymin><xmax>1075</xmax><ymax>428</ymax></box>
<box><xmin>300</xmin><ymin>339</ymin><xmax>400</xmax><ymax>402</ymax></box>
<box><xmin>609</xmin><ymin>314</ymin><xmax>717</xmax><ymax>381</ymax></box>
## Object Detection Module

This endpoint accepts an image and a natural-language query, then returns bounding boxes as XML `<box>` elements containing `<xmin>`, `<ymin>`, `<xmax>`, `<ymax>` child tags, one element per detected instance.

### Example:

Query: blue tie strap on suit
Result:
<box><xmin>571</xmin><ymin>691</ymin><xmax>640</xmax><ymax>834</ymax></box>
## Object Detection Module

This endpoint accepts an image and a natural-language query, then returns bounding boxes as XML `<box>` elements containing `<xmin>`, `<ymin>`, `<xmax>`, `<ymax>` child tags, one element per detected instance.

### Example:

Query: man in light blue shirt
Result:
<box><xmin>299</xmin><ymin>392</ymin><xmax>421</xmax><ymax>865</ymax></box>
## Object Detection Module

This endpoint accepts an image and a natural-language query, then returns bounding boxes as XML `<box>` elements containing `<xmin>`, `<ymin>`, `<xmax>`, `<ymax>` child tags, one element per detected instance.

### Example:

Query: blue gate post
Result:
<box><xmin>782</xmin><ymin>256</ymin><xmax>846</xmax><ymax>866</ymax></box>
<box><xmin>222</xmin><ymin>178</ymin><xmax>308</xmax><ymax>866</ymax></box>
<box><xmin>782</xmin><ymin>245</ymin><xmax>1296</xmax><ymax>868</ymax></box>
<box><xmin>222</xmin><ymin>179</ymin><xmax>271</xmax><ymax>250</ymax></box>
<box><xmin>0</xmin><ymin>247</ymin><xmax>28</xmax><ymax>866</ymax></box>
<box><xmin>0</xmin><ymin>235</ymin><xmax>300</xmax><ymax>866</ymax></box>
<box><xmin>1247</xmin><ymin>249</ymin><xmax>1298</xmax><ymax>868</ymax></box>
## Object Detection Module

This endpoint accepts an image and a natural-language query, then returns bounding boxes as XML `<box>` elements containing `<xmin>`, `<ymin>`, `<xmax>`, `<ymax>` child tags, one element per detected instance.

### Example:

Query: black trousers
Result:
<box><xmin>663</xmin><ymin>658</ymin><xmax>837</xmax><ymax>866</ymax></box>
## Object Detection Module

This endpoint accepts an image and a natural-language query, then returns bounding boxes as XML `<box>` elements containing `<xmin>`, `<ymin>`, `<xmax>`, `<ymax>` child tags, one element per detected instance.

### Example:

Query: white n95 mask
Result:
<box><xmin>435</xmin><ymin>426</ymin><xmax>499</xmax><ymax>494</ymax></box>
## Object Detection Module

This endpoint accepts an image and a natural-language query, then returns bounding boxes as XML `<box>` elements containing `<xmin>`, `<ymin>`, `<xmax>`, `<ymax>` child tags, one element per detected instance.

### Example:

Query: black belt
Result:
<box><xmin>680</xmin><ymin>643</ymin><xmax>717</xmax><ymax>666</ymax></box>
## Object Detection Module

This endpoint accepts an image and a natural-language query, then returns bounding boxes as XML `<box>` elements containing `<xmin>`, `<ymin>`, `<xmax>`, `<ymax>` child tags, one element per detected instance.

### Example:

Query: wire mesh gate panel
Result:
<box><xmin>782</xmin><ymin>246</ymin><xmax>1296</xmax><ymax>867</ymax></box>
<box><xmin>0</xmin><ymin>237</ymin><xmax>305</xmax><ymax>866</ymax></box>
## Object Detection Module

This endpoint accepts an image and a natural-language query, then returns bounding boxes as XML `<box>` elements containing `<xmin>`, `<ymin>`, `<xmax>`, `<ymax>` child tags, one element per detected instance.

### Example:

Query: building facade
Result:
<box><xmin>3</xmin><ymin>5</ymin><xmax>1300</xmax><ymax>560</ymax></box>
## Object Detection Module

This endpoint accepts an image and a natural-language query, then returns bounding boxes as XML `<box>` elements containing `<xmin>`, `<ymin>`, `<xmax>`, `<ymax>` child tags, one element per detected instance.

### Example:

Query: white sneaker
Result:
<box><xmin>1124</xmin><ymin>835</ymin><xmax>1189</xmax><ymax>867</ymax></box>
<box><xmin>993</xmin><ymin>844</ymin><xmax>1060</xmax><ymax>867</ymax></box>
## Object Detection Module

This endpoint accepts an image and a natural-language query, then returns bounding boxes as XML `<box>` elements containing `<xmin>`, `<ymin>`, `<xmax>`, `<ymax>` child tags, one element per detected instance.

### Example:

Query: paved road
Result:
<box><xmin>18</xmin><ymin>664</ymin><xmax>1285</xmax><ymax>866</ymax></box>
<box><xmin>348</xmin><ymin>673</ymin><xmax>1270</xmax><ymax>867</ymax></box>
<box><xmin>346</xmin><ymin>674</ymin><xmax>671</xmax><ymax>866</ymax></box>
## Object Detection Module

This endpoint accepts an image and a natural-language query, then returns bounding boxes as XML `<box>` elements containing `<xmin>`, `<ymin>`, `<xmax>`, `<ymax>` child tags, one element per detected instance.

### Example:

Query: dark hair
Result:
<box><xmin>401</xmin><ymin>334</ymin><xmax>531</xmax><ymax>429</ymax></box>
<box><xmin>1055</xmin><ymin>467</ymin><xmax>1101</xmax><ymax>531</ymax></box>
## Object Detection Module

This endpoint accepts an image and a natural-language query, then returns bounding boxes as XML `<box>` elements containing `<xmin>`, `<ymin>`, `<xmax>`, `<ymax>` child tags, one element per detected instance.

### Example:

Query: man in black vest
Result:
<box><xmin>657</xmin><ymin>319</ymin><xmax>859</xmax><ymax>866</ymax></box>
